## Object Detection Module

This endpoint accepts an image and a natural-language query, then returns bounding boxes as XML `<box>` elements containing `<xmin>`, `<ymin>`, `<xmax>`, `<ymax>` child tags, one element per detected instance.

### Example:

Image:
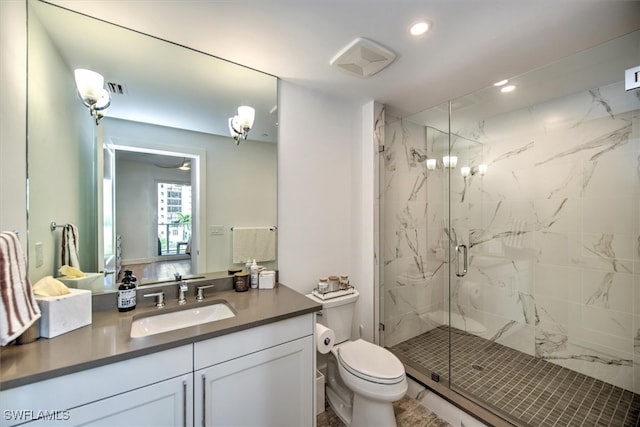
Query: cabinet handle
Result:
<box><xmin>201</xmin><ymin>374</ymin><xmax>206</xmax><ymax>427</ymax></box>
<box><xmin>182</xmin><ymin>379</ymin><xmax>187</xmax><ymax>427</ymax></box>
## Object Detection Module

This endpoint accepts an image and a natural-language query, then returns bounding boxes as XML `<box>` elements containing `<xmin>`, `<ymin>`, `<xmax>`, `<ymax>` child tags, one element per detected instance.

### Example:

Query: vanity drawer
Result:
<box><xmin>194</xmin><ymin>314</ymin><xmax>314</xmax><ymax>370</ymax></box>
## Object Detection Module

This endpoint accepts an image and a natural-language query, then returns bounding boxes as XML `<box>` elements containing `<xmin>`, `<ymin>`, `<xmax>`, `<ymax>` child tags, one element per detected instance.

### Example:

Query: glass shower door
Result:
<box><xmin>446</xmin><ymin>30</ymin><xmax>640</xmax><ymax>426</ymax></box>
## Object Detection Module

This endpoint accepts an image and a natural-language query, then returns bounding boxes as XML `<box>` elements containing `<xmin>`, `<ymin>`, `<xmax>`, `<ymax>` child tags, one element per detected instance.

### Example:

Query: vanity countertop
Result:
<box><xmin>0</xmin><ymin>283</ymin><xmax>320</xmax><ymax>390</ymax></box>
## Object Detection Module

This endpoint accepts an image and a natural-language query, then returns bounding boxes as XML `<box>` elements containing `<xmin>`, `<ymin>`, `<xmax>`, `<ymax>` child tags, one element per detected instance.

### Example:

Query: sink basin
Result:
<box><xmin>130</xmin><ymin>301</ymin><xmax>235</xmax><ymax>338</ymax></box>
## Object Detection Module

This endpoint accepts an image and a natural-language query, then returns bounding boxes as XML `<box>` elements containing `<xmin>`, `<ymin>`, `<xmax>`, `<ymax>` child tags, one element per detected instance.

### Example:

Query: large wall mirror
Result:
<box><xmin>27</xmin><ymin>0</ymin><xmax>278</xmax><ymax>293</ymax></box>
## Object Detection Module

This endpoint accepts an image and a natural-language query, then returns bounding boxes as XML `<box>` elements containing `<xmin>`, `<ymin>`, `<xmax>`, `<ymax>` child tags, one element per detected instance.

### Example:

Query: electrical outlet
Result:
<box><xmin>35</xmin><ymin>242</ymin><xmax>43</xmax><ymax>267</ymax></box>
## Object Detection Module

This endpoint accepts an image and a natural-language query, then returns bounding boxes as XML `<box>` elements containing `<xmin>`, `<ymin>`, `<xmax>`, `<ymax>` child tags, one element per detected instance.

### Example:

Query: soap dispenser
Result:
<box><xmin>117</xmin><ymin>270</ymin><xmax>137</xmax><ymax>312</ymax></box>
<box><xmin>250</xmin><ymin>259</ymin><xmax>259</xmax><ymax>289</ymax></box>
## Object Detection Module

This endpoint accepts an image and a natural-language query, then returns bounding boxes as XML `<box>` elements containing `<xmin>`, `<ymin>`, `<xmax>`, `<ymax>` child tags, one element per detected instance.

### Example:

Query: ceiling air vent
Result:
<box><xmin>107</xmin><ymin>81</ymin><xmax>128</xmax><ymax>95</ymax></box>
<box><xmin>330</xmin><ymin>37</ymin><xmax>396</xmax><ymax>78</ymax></box>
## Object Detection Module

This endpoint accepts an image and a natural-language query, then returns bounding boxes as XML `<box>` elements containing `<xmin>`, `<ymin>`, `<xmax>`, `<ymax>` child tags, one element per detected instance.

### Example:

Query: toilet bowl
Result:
<box><xmin>307</xmin><ymin>291</ymin><xmax>408</xmax><ymax>427</ymax></box>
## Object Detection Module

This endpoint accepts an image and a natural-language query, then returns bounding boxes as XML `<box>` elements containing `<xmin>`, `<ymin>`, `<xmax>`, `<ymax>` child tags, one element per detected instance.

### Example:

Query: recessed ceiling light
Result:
<box><xmin>500</xmin><ymin>85</ymin><xmax>516</xmax><ymax>93</ymax></box>
<box><xmin>494</xmin><ymin>79</ymin><xmax>509</xmax><ymax>86</ymax></box>
<box><xmin>410</xmin><ymin>21</ymin><xmax>430</xmax><ymax>36</ymax></box>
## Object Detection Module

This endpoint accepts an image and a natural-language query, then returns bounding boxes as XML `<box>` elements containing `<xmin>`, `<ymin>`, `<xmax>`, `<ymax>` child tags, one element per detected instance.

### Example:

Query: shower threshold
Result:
<box><xmin>389</xmin><ymin>326</ymin><xmax>640</xmax><ymax>427</ymax></box>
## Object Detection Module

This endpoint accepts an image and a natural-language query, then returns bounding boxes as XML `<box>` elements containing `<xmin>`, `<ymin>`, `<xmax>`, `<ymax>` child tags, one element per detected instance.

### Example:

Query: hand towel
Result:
<box><xmin>0</xmin><ymin>231</ymin><xmax>41</xmax><ymax>346</ymax></box>
<box><xmin>61</xmin><ymin>224</ymin><xmax>80</xmax><ymax>268</ymax></box>
<box><xmin>232</xmin><ymin>227</ymin><xmax>276</xmax><ymax>264</ymax></box>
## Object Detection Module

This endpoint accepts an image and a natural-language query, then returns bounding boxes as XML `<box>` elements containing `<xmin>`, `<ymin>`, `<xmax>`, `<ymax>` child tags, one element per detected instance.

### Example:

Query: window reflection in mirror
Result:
<box><xmin>27</xmin><ymin>1</ymin><xmax>278</xmax><ymax>293</ymax></box>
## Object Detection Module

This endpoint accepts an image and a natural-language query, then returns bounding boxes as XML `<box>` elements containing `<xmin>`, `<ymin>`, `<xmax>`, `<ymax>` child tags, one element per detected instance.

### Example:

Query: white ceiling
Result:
<box><xmin>51</xmin><ymin>0</ymin><xmax>640</xmax><ymax>118</ymax></box>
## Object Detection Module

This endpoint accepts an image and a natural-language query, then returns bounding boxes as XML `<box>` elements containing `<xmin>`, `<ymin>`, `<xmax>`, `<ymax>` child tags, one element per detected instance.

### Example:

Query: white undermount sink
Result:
<box><xmin>130</xmin><ymin>301</ymin><xmax>235</xmax><ymax>338</ymax></box>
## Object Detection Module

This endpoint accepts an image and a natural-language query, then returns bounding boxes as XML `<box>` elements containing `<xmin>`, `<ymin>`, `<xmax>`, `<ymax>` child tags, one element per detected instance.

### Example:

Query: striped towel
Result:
<box><xmin>61</xmin><ymin>224</ymin><xmax>80</xmax><ymax>269</ymax></box>
<box><xmin>0</xmin><ymin>231</ymin><xmax>41</xmax><ymax>346</ymax></box>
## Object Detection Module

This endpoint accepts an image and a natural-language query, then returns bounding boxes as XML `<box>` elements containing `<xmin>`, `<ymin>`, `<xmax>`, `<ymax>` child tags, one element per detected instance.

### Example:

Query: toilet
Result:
<box><xmin>307</xmin><ymin>290</ymin><xmax>407</xmax><ymax>427</ymax></box>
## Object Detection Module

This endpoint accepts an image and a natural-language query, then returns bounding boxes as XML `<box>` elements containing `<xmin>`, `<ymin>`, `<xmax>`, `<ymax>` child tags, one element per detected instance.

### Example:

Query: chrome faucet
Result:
<box><xmin>144</xmin><ymin>291</ymin><xmax>165</xmax><ymax>308</ymax></box>
<box><xmin>178</xmin><ymin>280</ymin><xmax>188</xmax><ymax>305</ymax></box>
<box><xmin>196</xmin><ymin>284</ymin><xmax>215</xmax><ymax>301</ymax></box>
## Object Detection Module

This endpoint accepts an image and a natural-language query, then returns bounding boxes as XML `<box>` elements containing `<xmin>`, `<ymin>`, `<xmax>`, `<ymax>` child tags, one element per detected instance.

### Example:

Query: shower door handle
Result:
<box><xmin>455</xmin><ymin>244</ymin><xmax>467</xmax><ymax>277</ymax></box>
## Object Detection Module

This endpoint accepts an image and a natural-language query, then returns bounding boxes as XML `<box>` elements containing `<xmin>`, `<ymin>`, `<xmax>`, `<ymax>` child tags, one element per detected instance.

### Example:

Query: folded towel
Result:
<box><xmin>0</xmin><ymin>231</ymin><xmax>41</xmax><ymax>346</ymax></box>
<box><xmin>232</xmin><ymin>227</ymin><xmax>276</xmax><ymax>264</ymax></box>
<box><xmin>61</xmin><ymin>224</ymin><xmax>80</xmax><ymax>269</ymax></box>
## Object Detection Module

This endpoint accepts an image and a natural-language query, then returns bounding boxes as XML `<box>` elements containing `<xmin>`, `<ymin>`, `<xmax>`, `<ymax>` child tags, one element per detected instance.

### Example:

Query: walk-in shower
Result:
<box><xmin>379</xmin><ymin>30</ymin><xmax>640</xmax><ymax>426</ymax></box>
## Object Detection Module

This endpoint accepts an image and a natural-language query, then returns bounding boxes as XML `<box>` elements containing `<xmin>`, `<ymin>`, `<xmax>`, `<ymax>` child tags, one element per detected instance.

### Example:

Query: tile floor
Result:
<box><xmin>390</xmin><ymin>326</ymin><xmax>640</xmax><ymax>427</ymax></box>
<box><xmin>317</xmin><ymin>395</ymin><xmax>452</xmax><ymax>427</ymax></box>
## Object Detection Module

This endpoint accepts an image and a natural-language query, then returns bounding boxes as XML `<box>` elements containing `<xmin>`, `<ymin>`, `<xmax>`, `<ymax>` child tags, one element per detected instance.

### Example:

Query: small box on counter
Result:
<box><xmin>36</xmin><ymin>288</ymin><xmax>92</xmax><ymax>338</ymax></box>
<box><xmin>259</xmin><ymin>270</ymin><xmax>276</xmax><ymax>289</ymax></box>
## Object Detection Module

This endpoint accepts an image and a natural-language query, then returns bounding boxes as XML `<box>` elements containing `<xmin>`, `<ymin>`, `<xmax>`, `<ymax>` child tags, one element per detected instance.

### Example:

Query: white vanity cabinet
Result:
<box><xmin>0</xmin><ymin>345</ymin><xmax>193</xmax><ymax>427</ymax></box>
<box><xmin>1</xmin><ymin>313</ymin><xmax>315</xmax><ymax>427</ymax></box>
<box><xmin>193</xmin><ymin>315</ymin><xmax>315</xmax><ymax>427</ymax></box>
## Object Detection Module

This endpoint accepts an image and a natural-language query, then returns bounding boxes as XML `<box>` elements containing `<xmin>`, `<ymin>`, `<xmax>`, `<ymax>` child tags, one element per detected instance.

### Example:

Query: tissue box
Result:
<box><xmin>57</xmin><ymin>273</ymin><xmax>104</xmax><ymax>292</ymax></box>
<box><xmin>36</xmin><ymin>288</ymin><xmax>92</xmax><ymax>338</ymax></box>
<box><xmin>259</xmin><ymin>270</ymin><xmax>275</xmax><ymax>289</ymax></box>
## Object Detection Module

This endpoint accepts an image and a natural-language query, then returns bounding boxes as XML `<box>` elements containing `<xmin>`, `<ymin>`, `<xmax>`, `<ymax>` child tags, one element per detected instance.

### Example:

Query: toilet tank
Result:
<box><xmin>307</xmin><ymin>290</ymin><xmax>359</xmax><ymax>344</ymax></box>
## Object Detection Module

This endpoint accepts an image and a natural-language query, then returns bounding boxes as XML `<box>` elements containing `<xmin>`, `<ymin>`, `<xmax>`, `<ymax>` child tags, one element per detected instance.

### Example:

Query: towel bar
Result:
<box><xmin>231</xmin><ymin>225</ymin><xmax>278</xmax><ymax>231</ymax></box>
<box><xmin>50</xmin><ymin>221</ymin><xmax>68</xmax><ymax>231</ymax></box>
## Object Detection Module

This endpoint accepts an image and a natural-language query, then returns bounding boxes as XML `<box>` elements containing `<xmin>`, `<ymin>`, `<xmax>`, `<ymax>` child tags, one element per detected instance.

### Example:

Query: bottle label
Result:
<box><xmin>118</xmin><ymin>289</ymin><xmax>136</xmax><ymax>308</ymax></box>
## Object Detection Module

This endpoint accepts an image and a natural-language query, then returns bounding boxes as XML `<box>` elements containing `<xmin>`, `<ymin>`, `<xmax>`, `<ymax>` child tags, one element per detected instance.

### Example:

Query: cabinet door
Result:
<box><xmin>64</xmin><ymin>374</ymin><xmax>192</xmax><ymax>427</ymax></box>
<box><xmin>195</xmin><ymin>336</ymin><xmax>313</xmax><ymax>427</ymax></box>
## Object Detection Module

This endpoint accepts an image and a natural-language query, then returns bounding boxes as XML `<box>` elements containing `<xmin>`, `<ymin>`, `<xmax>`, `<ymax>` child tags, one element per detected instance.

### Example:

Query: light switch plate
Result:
<box><xmin>209</xmin><ymin>225</ymin><xmax>224</xmax><ymax>235</ymax></box>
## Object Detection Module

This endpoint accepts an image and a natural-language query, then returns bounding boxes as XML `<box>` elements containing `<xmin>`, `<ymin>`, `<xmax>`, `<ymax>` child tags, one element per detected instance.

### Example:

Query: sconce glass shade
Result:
<box><xmin>460</xmin><ymin>166</ymin><xmax>471</xmax><ymax>177</ymax></box>
<box><xmin>478</xmin><ymin>164</ymin><xmax>488</xmax><ymax>176</ymax></box>
<box><xmin>443</xmin><ymin>155</ymin><xmax>458</xmax><ymax>168</ymax></box>
<box><xmin>74</xmin><ymin>69</ymin><xmax>104</xmax><ymax>106</ymax></box>
<box><xmin>229</xmin><ymin>105</ymin><xmax>256</xmax><ymax>144</ymax></box>
<box><xmin>237</xmin><ymin>106</ymin><xmax>255</xmax><ymax>130</ymax></box>
<box><xmin>426</xmin><ymin>159</ymin><xmax>437</xmax><ymax>170</ymax></box>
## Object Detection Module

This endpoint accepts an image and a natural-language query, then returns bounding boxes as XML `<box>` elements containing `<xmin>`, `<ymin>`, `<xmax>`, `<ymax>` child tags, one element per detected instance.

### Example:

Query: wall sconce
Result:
<box><xmin>228</xmin><ymin>106</ymin><xmax>256</xmax><ymax>145</ymax></box>
<box><xmin>443</xmin><ymin>155</ymin><xmax>457</xmax><ymax>168</ymax></box>
<box><xmin>178</xmin><ymin>159</ymin><xmax>191</xmax><ymax>171</ymax></box>
<box><xmin>478</xmin><ymin>164</ymin><xmax>488</xmax><ymax>176</ymax></box>
<box><xmin>74</xmin><ymin>69</ymin><xmax>111</xmax><ymax>124</ymax></box>
<box><xmin>426</xmin><ymin>159</ymin><xmax>437</xmax><ymax>170</ymax></box>
<box><xmin>460</xmin><ymin>166</ymin><xmax>470</xmax><ymax>177</ymax></box>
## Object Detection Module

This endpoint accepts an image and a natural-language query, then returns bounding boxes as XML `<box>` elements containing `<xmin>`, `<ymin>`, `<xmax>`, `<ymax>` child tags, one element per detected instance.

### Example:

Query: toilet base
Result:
<box><xmin>351</xmin><ymin>393</ymin><xmax>397</xmax><ymax>427</ymax></box>
<box><xmin>326</xmin><ymin>386</ymin><xmax>352</xmax><ymax>426</ymax></box>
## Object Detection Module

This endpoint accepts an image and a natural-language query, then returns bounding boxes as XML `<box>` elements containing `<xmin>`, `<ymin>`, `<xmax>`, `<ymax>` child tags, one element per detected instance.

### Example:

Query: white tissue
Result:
<box><xmin>315</xmin><ymin>324</ymin><xmax>335</xmax><ymax>354</ymax></box>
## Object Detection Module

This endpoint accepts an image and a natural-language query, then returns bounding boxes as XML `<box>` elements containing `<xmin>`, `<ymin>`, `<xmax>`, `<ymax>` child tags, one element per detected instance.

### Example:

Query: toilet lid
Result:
<box><xmin>337</xmin><ymin>339</ymin><xmax>405</xmax><ymax>384</ymax></box>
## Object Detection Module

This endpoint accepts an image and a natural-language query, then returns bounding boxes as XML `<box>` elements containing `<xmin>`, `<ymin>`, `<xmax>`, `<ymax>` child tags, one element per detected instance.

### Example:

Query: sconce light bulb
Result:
<box><xmin>443</xmin><ymin>155</ymin><xmax>457</xmax><ymax>168</ymax></box>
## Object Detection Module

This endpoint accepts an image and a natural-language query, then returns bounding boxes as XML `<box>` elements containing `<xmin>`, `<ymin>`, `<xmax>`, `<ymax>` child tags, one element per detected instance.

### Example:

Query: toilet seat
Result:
<box><xmin>336</xmin><ymin>339</ymin><xmax>405</xmax><ymax>385</ymax></box>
